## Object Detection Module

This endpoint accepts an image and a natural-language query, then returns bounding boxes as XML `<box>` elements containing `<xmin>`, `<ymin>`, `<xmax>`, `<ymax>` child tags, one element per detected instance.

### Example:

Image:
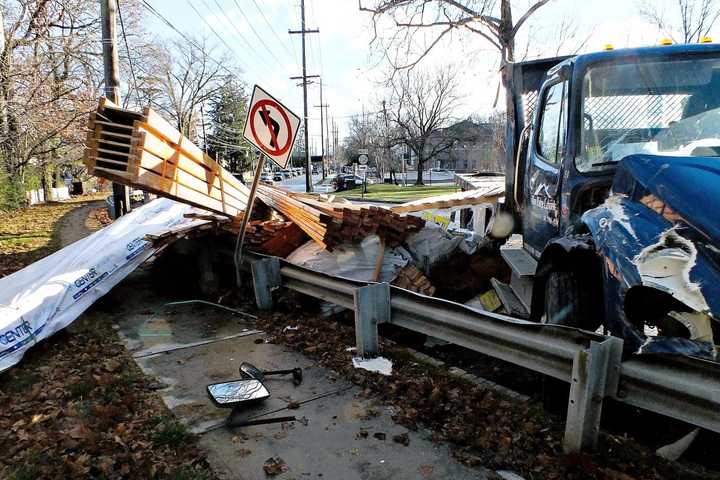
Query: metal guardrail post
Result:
<box><xmin>251</xmin><ymin>258</ymin><xmax>281</xmax><ymax>310</ymax></box>
<box><xmin>353</xmin><ymin>283</ymin><xmax>390</xmax><ymax>357</ymax></box>
<box><xmin>563</xmin><ymin>336</ymin><xmax>623</xmax><ymax>453</ymax></box>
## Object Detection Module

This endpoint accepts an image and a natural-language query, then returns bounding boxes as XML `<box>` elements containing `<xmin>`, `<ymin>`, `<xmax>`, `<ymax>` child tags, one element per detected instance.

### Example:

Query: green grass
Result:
<box><xmin>333</xmin><ymin>183</ymin><xmax>458</xmax><ymax>202</ymax></box>
<box><xmin>152</xmin><ymin>420</ymin><xmax>192</xmax><ymax>447</ymax></box>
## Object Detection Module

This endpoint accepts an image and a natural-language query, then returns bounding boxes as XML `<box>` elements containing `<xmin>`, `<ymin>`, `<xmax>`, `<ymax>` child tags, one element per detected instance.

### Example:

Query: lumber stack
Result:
<box><xmin>225</xmin><ymin>218</ymin><xmax>294</xmax><ymax>247</ymax></box>
<box><xmin>256</xmin><ymin>185</ymin><xmax>425</xmax><ymax>250</ymax></box>
<box><xmin>392</xmin><ymin>265</ymin><xmax>436</xmax><ymax>296</ymax></box>
<box><xmin>83</xmin><ymin>98</ymin><xmax>250</xmax><ymax>217</ymax></box>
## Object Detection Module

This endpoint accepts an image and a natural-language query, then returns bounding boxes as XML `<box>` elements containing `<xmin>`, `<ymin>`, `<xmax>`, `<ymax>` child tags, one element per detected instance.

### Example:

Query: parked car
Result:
<box><xmin>333</xmin><ymin>174</ymin><xmax>365</xmax><ymax>192</ymax></box>
<box><xmin>273</xmin><ymin>173</ymin><xmax>284</xmax><ymax>182</ymax></box>
<box><xmin>279</xmin><ymin>169</ymin><xmax>293</xmax><ymax>179</ymax></box>
<box><xmin>260</xmin><ymin>173</ymin><xmax>274</xmax><ymax>184</ymax></box>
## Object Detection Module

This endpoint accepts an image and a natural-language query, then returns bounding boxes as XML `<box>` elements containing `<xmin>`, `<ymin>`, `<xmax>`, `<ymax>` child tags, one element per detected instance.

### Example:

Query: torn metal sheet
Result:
<box><xmin>582</xmin><ymin>154</ymin><xmax>720</xmax><ymax>358</ymax></box>
<box><xmin>633</xmin><ymin>227</ymin><xmax>709</xmax><ymax>312</ymax></box>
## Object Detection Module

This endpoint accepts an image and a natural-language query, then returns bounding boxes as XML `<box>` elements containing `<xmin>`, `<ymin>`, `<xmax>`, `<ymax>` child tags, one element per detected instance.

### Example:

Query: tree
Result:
<box><xmin>205</xmin><ymin>80</ymin><xmax>252</xmax><ymax>175</ymax></box>
<box><xmin>388</xmin><ymin>66</ymin><xmax>461</xmax><ymax>185</ymax></box>
<box><xmin>359</xmin><ymin>0</ymin><xmax>553</xmax><ymax>175</ymax></box>
<box><xmin>149</xmin><ymin>37</ymin><xmax>235</xmax><ymax>140</ymax></box>
<box><xmin>639</xmin><ymin>0</ymin><xmax>720</xmax><ymax>43</ymax></box>
<box><xmin>0</xmin><ymin>0</ymin><xmax>106</xmax><ymax>207</ymax></box>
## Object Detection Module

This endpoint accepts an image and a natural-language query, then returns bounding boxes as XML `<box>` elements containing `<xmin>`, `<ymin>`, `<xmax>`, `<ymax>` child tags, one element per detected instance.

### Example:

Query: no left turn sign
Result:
<box><xmin>243</xmin><ymin>85</ymin><xmax>301</xmax><ymax>169</ymax></box>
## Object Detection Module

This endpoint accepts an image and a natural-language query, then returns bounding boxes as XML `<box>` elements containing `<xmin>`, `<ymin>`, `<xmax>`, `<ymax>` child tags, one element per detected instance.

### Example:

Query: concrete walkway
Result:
<box><xmin>106</xmin><ymin>272</ymin><xmax>490</xmax><ymax>480</ymax></box>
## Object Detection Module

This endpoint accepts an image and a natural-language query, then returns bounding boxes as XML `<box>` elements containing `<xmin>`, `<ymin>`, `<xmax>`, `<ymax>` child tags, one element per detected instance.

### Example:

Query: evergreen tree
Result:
<box><xmin>206</xmin><ymin>81</ymin><xmax>252</xmax><ymax>174</ymax></box>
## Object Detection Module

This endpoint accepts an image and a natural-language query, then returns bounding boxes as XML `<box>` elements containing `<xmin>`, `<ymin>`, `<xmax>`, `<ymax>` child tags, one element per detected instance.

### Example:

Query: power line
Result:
<box><xmin>250</xmin><ymin>0</ymin><xmax>298</xmax><ymax>67</ymax></box>
<box><xmin>117</xmin><ymin>0</ymin><xmax>140</xmax><ymax>108</ymax></box>
<box><xmin>308</xmin><ymin>0</ymin><xmax>324</xmax><ymax>75</ymax></box>
<box><xmin>139</xmin><ymin>0</ymin><xmax>243</xmax><ymax>75</ymax></box>
<box><xmin>185</xmin><ymin>0</ymin><xmax>237</xmax><ymax>57</ymax></box>
<box><xmin>231</xmin><ymin>0</ymin><xmax>286</xmax><ymax>67</ymax></box>
<box><xmin>204</xmin><ymin>0</ymin><xmax>276</xmax><ymax>74</ymax></box>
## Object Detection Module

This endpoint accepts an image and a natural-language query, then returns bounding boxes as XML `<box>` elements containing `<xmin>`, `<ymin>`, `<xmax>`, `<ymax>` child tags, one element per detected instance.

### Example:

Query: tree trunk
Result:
<box><xmin>415</xmin><ymin>155</ymin><xmax>424</xmax><ymax>186</ymax></box>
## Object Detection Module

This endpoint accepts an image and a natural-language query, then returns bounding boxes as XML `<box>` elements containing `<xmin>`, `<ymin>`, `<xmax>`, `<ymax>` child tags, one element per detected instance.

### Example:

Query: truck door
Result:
<box><xmin>522</xmin><ymin>76</ymin><xmax>568</xmax><ymax>256</ymax></box>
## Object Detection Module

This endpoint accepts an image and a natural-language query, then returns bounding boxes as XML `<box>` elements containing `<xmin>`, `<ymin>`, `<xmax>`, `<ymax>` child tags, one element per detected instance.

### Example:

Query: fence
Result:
<box><xmin>247</xmin><ymin>254</ymin><xmax>720</xmax><ymax>454</ymax></box>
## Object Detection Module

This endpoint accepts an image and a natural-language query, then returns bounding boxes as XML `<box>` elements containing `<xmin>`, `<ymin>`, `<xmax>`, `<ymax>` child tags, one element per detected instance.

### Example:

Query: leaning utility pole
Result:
<box><xmin>101</xmin><ymin>0</ymin><xmax>129</xmax><ymax>217</ymax></box>
<box><xmin>314</xmin><ymin>81</ymin><xmax>329</xmax><ymax>179</ymax></box>
<box><xmin>289</xmin><ymin>0</ymin><xmax>319</xmax><ymax>192</ymax></box>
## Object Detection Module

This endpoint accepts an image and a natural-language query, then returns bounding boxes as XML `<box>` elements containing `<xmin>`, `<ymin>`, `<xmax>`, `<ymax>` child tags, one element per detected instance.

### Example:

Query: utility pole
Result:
<box><xmin>289</xmin><ymin>0</ymin><xmax>319</xmax><ymax>192</ymax></box>
<box><xmin>101</xmin><ymin>0</ymin><xmax>129</xmax><ymax>218</ymax></box>
<box><xmin>314</xmin><ymin>81</ymin><xmax>329</xmax><ymax>180</ymax></box>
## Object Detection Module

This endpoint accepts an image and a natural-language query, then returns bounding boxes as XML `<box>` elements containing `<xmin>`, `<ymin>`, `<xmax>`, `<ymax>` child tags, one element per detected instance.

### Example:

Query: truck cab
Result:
<box><xmin>496</xmin><ymin>43</ymin><xmax>720</xmax><ymax>357</ymax></box>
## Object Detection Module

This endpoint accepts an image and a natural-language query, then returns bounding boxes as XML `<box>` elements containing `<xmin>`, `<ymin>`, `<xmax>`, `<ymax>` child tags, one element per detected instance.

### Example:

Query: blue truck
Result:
<box><xmin>493</xmin><ymin>42</ymin><xmax>720</xmax><ymax>359</ymax></box>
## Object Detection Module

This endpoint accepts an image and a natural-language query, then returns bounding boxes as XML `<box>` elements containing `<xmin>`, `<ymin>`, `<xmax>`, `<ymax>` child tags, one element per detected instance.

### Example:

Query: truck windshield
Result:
<box><xmin>578</xmin><ymin>56</ymin><xmax>720</xmax><ymax>172</ymax></box>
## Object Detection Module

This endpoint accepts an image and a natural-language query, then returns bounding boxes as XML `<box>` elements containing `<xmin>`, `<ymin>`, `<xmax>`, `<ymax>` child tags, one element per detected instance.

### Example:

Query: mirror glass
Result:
<box><xmin>208</xmin><ymin>379</ymin><xmax>270</xmax><ymax>405</ymax></box>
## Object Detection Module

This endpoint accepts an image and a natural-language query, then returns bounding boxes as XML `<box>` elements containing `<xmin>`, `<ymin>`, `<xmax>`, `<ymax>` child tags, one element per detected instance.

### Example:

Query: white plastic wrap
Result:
<box><xmin>287</xmin><ymin>235</ymin><xmax>411</xmax><ymax>282</ymax></box>
<box><xmin>0</xmin><ymin>198</ymin><xmax>207</xmax><ymax>372</ymax></box>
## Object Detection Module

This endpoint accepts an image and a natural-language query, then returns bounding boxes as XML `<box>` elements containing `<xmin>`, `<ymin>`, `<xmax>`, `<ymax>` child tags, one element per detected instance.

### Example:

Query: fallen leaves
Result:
<box><xmin>254</xmin><ymin>290</ymin><xmax>715</xmax><ymax>480</ymax></box>
<box><xmin>0</xmin><ymin>318</ymin><xmax>215</xmax><ymax>479</ymax></box>
<box><xmin>263</xmin><ymin>456</ymin><xmax>288</xmax><ymax>476</ymax></box>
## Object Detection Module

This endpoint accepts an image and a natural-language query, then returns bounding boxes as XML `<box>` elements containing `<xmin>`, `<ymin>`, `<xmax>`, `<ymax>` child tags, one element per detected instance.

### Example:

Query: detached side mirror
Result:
<box><xmin>207</xmin><ymin>379</ymin><xmax>270</xmax><ymax>407</ymax></box>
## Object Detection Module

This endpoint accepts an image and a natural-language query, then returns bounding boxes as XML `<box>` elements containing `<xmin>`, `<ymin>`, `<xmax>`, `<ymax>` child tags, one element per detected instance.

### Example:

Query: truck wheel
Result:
<box><xmin>544</xmin><ymin>269</ymin><xmax>601</xmax><ymax>331</ymax></box>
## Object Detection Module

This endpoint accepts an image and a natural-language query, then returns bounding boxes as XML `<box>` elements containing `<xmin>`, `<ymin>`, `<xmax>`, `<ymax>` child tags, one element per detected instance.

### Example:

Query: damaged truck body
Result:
<box><xmin>495</xmin><ymin>43</ymin><xmax>720</xmax><ymax>359</ymax></box>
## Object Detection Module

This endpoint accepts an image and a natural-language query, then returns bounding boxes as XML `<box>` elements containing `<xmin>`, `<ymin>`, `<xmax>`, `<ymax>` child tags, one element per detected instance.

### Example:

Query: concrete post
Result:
<box><xmin>251</xmin><ymin>258</ymin><xmax>281</xmax><ymax>310</ymax></box>
<box><xmin>563</xmin><ymin>336</ymin><xmax>623</xmax><ymax>453</ymax></box>
<box><xmin>353</xmin><ymin>283</ymin><xmax>390</xmax><ymax>357</ymax></box>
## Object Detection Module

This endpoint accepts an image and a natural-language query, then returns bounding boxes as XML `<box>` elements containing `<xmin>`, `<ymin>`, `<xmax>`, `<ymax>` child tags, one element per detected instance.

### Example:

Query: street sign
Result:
<box><xmin>358</xmin><ymin>154</ymin><xmax>369</xmax><ymax>165</ymax></box>
<box><xmin>243</xmin><ymin>85</ymin><xmax>301</xmax><ymax>169</ymax></box>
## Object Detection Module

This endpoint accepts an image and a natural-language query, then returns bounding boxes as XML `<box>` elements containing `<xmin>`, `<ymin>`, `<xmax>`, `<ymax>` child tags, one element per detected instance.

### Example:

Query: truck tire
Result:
<box><xmin>544</xmin><ymin>269</ymin><xmax>600</xmax><ymax>330</ymax></box>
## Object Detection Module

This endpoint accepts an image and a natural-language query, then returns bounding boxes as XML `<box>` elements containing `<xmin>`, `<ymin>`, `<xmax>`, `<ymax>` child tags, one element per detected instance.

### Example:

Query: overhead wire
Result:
<box><xmin>230</xmin><ymin>0</ymin><xmax>286</xmax><ymax>67</ymax></box>
<box><xmin>117</xmin><ymin>0</ymin><xmax>141</xmax><ymax>108</ymax></box>
<box><xmin>308</xmin><ymin>0</ymin><xmax>324</xmax><ymax>75</ymax></box>
<box><xmin>139</xmin><ymin>0</ymin><xmax>245</xmax><ymax>75</ymax></box>
<box><xmin>250</xmin><ymin>0</ymin><xmax>299</xmax><ymax>68</ymax></box>
<box><xmin>184</xmin><ymin>0</ymin><xmax>238</xmax><ymax>58</ymax></box>
<box><xmin>202</xmin><ymin>0</ymin><xmax>276</xmax><ymax>75</ymax></box>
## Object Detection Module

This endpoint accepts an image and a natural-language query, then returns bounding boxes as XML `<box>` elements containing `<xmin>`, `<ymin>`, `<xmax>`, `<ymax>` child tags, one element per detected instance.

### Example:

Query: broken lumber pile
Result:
<box><xmin>84</xmin><ymin>98</ymin><xmax>250</xmax><ymax>217</ymax></box>
<box><xmin>221</xmin><ymin>218</ymin><xmax>309</xmax><ymax>258</ymax></box>
<box><xmin>393</xmin><ymin>265</ymin><xmax>436</xmax><ymax>296</ymax></box>
<box><xmin>256</xmin><ymin>185</ymin><xmax>425</xmax><ymax>250</ymax></box>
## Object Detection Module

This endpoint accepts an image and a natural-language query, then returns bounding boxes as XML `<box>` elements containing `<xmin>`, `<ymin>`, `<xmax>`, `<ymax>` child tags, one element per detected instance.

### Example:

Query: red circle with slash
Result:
<box><xmin>249</xmin><ymin>99</ymin><xmax>292</xmax><ymax>157</ymax></box>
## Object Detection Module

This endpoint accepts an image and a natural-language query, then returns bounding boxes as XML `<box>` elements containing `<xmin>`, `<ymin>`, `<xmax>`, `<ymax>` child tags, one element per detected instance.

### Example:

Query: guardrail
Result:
<box><xmin>247</xmin><ymin>254</ymin><xmax>720</xmax><ymax>453</ymax></box>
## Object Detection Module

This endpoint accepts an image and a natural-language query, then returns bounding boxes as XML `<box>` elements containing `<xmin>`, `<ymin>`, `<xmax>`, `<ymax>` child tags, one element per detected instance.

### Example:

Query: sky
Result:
<box><xmin>142</xmin><ymin>0</ymin><xmax>720</xmax><ymax>153</ymax></box>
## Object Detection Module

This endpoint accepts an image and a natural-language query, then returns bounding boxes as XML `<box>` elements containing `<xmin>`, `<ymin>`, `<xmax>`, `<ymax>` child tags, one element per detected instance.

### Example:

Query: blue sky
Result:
<box><xmin>143</xmin><ymin>0</ymin><xmax>720</xmax><ymax>152</ymax></box>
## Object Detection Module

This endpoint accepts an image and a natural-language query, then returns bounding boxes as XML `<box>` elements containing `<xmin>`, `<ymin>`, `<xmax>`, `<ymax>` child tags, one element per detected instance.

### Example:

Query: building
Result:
<box><xmin>425</xmin><ymin>119</ymin><xmax>503</xmax><ymax>173</ymax></box>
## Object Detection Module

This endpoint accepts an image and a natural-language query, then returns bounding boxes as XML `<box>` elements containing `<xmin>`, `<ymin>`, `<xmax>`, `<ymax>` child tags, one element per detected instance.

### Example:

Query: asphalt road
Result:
<box><xmin>275</xmin><ymin>173</ymin><xmax>333</xmax><ymax>193</ymax></box>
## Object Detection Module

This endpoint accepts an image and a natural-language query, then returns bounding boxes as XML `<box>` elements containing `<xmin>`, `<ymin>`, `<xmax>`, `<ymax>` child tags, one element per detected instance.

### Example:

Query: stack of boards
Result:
<box><xmin>257</xmin><ymin>185</ymin><xmax>425</xmax><ymax>250</ymax></box>
<box><xmin>84</xmin><ymin>98</ymin><xmax>250</xmax><ymax>217</ymax></box>
<box><xmin>84</xmin><ymin>98</ymin><xmax>425</xmax><ymax>254</ymax></box>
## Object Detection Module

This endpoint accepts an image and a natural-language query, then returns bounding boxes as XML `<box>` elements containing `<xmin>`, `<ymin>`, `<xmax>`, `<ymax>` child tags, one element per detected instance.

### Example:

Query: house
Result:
<box><xmin>425</xmin><ymin>119</ymin><xmax>503</xmax><ymax>173</ymax></box>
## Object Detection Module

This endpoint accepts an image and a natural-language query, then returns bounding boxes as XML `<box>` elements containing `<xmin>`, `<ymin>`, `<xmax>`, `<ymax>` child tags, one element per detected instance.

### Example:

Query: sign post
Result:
<box><xmin>233</xmin><ymin>85</ymin><xmax>301</xmax><ymax>286</ymax></box>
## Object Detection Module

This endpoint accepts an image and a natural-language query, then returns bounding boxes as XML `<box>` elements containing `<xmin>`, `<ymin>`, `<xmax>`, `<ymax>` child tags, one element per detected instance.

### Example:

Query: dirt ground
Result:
<box><xmin>0</xmin><ymin>201</ymin><xmax>217</xmax><ymax>479</ymax></box>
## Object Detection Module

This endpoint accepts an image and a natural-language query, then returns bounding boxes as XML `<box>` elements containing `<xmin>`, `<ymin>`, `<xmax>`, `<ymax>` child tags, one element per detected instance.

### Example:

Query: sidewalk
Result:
<box><xmin>109</xmin><ymin>274</ymin><xmax>490</xmax><ymax>480</ymax></box>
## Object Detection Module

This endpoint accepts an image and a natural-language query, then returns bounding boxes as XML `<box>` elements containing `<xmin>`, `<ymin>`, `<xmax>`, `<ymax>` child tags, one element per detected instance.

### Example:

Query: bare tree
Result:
<box><xmin>147</xmin><ymin>37</ymin><xmax>235</xmax><ymax>140</ymax></box>
<box><xmin>359</xmin><ymin>0</ymin><xmax>553</xmax><ymax>171</ymax></box>
<box><xmin>0</xmin><ymin>0</ymin><xmax>105</xmax><ymax>202</ymax></box>
<box><xmin>388</xmin><ymin>66</ymin><xmax>461</xmax><ymax>185</ymax></box>
<box><xmin>639</xmin><ymin>0</ymin><xmax>720</xmax><ymax>43</ymax></box>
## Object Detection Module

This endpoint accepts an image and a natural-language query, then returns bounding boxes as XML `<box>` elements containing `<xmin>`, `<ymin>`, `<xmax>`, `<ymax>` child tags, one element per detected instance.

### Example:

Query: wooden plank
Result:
<box><xmin>134</xmin><ymin>149</ymin><xmax>247</xmax><ymax>213</ymax></box>
<box><xmin>134</xmin><ymin>167</ymin><xmax>241</xmax><ymax>216</ymax></box>
<box><xmin>134</xmin><ymin>129</ymin><xmax>248</xmax><ymax>204</ymax></box>
<box><xmin>134</xmin><ymin>122</ymin><xmax>249</xmax><ymax>200</ymax></box>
